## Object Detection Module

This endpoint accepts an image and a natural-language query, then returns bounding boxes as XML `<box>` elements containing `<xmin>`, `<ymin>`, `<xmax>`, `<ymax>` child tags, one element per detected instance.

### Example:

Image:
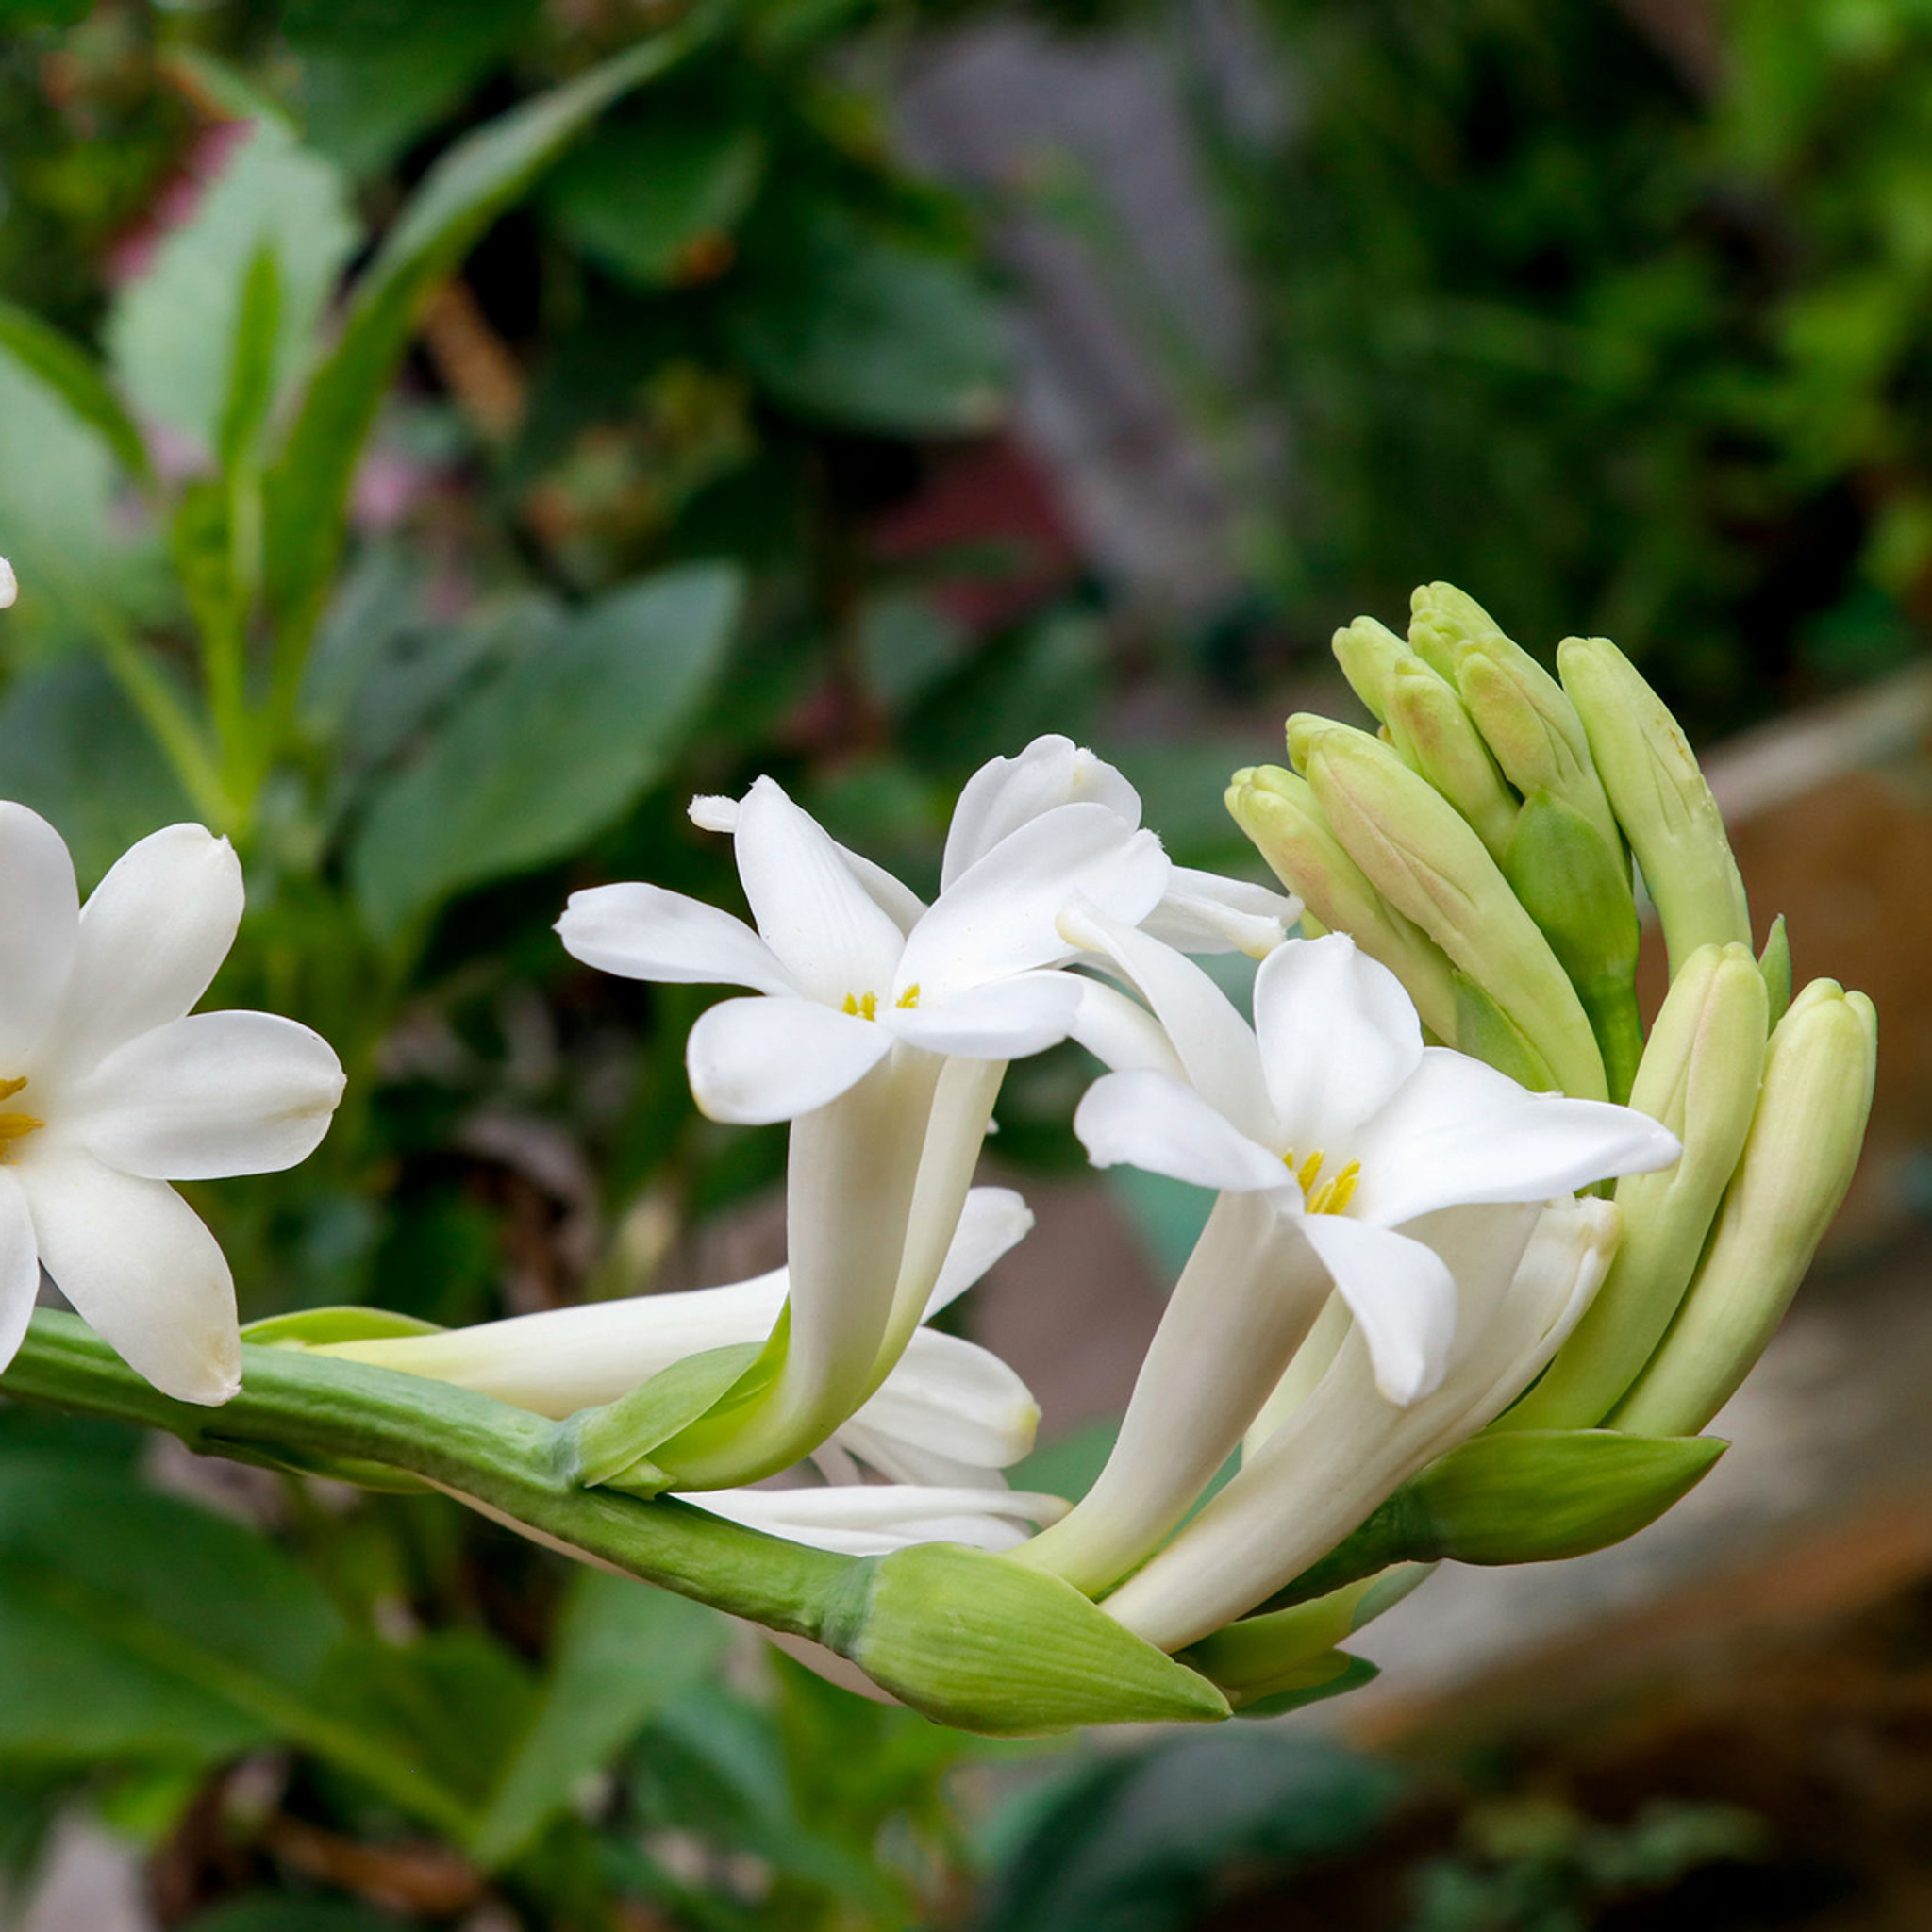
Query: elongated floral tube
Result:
<box><xmin>1501</xmin><ymin>944</ymin><xmax>1766</xmax><ymax>1430</ymax></box>
<box><xmin>1289</xmin><ymin>718</ymin><xmax>1607</xmax><ymax>1100</ymax></box>
<box><xmin>1449</xmin><ymin>630</ymin><xmax>1623</xmax><ymax>858</ymax></box>
<box><xmin>1332</xmin><ymin>616</ymin><xmax>1408</xmax><ymax>722</ymax></box>
<box><xmin>1099</xmin><ymin>1198</ymin><xmax>1618</xmax><ymax>1653</ymax></box>
<box><xmin>1612</xmin><ymin>980</ymin><xmax>1876</xmax><ymax>1437</ymax></box>
<box><xmin>1557</xmin><ymin>635</ymin><xmax>1751</xmax><ymax>977</ymax></box>
<box><xmin>1227</xmin><ymin>764</ymin><xmax>1459</xmax><ymax>1041</ymax></box>
<box><xmin>1385</xmin><ymin>657</ymin><xmax>1520</xmax><ymax>860</ymax></box>
<box><xmin>658</xmin><ymin>1046</ymin><xmax>943</xmax><ymax>1487</ymax></box>
<box><xmin>1009</xmin><ymin>1191</ymin><xmax>1327</xmax><ymax>1595</ymax></box>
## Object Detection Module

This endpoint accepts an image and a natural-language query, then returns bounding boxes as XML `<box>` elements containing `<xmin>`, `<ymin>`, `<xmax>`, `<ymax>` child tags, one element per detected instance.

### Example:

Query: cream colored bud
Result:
<box><xmin>1331</xmin><ymin>616</ymin><xmax>1409</xmax><ymax>723</ymax></box>
<box><xmin>1385</xmin><ymin>657</ymin><xmax>1520</xmax><ymax>859</ymax></box>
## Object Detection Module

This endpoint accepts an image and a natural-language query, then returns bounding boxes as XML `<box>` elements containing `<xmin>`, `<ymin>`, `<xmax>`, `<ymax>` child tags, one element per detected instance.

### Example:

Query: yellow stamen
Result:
<box><xmin>1283</xmin><ymin>1147</ymin><xmax>1359</xmax><ymax>1215</ymax></box>
<box><xmin>895</xmin><ymin>984</ymin><xmax>921</xmax><ymax>1009</ymax></box>
<box><xmin>0</xmin><ymin>1077</ymin><xmax>42</xmax><ymax>1160</ymax></box>
<box><xmin>841</xmin><ymin>991</ymin><xmax>879</xmax><ymax>1021</ymax></box>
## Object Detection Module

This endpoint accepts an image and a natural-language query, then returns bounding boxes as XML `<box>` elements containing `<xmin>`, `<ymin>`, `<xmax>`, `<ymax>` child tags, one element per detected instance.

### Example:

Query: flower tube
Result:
<box><xmin>1099</xmin><ymin>1196</ymin><xmax>1622</xmax><ymax>1653</ymax></box>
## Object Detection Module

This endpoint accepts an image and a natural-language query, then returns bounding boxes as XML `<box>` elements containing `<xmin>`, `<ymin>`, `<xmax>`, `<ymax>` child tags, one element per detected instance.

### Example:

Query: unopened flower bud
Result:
<box><xmin>1612</xmin><ymin>979</ymin><xmax>1877</xmax><ymax>1437</ymax></box>
<box><xmin>1557</xmin><ymin>635</ymin><xmax>1751</xmax><ymax>978</ymax></box>
<box><xmin>1227</xmin><ymin>764</ymin><xmax>1459</xmax><ymax>1041</ymax></box>
<box><xmin>1454</xmin><ymin>632</ymin><xmax>1624</xmax><ymax>858</ymax></box>
<box><xmin>819</xmin><ymin>1542</ymin><xmax>1229</xmax><ymax>1732</ymax></box>
<box><xmin>1386</xmin><ymin>657</ymin><xmax>1520</xmax><ymax>859</ymax></box>
<box><xmin>1502</xmin><ymin>791</ymin><xmax>1643</xmax><ymax>1101</ymax></box>
<box><xmin>1408</xmin><ymin>579</ymin><xmax>1504</xmax><ymax>681</ymax></box>
<box><xmin>1504</xmin><ymin>943</ymin><xmax>1767</xmax><ymax>1430</ymax></box>
<box><xmin>1331</xmin><ymin>616</ymin><xmax>1409</xmax><ymax>723</ymax></box>
<box><xmin>1286</xmin><ymin>718</ymin><xmax>1608</xmax><ymax>1100</ymax></box>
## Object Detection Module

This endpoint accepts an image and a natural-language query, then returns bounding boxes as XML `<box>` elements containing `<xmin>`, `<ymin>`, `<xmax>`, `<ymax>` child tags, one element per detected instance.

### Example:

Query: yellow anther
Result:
<box><xmin>1293</xmin><ymin>1149</ymin><xmax>1325</xmax><ymax>1192</ymax></box>
<box><xmin>1307</xmin><ymin>1161</ymin><xmax>1361</xmax><ymax>1217</ymax></box>
<box><xmin>841</xmin><ymin>991</ymin><xmax>879</xmax><ymax>1021</ymax></box>
<box><xmin>895</xmin><ymin>984</ymin><xmax>921</xmax><ymax>1009</ymax></box>
<box><xmin>0</xmin><ymin>1077</ymin><xmax>41</xmax><ymax>1161</ymax></box>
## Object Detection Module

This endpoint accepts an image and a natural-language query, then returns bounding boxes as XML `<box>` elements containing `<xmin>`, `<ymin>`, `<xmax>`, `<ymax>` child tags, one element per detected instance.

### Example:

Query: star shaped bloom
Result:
<box><xmin>1071</xmin><ymin>920</ymin><xmax>1680</xmax><ymax>1405</ymax></box>
<box><xmin>0</xmin><ymin>807</ymin><xmax>346</xmax><ymax>1404</ymax></box>
<box><xmin>558</xmin><ymin>774</ymin><xmax>1169</xmax><ymax>1126</ymax></box>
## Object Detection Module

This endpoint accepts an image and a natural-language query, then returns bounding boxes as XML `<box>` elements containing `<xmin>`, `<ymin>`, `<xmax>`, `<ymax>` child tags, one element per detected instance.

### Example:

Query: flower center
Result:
<box><xmin>0</xmin><ymin>1076</ymin><xmax>43</xmax><ymax>1161</ymax></box>
<box><xmin>840</xmin><ymin>986</ymin><xmax>920</xmax><ymax>1022</ymax></box>
<box><xmin>1283</xmin><ymin>1147</ymin><xmax>1360</xmax><ymax>1215</ymax></box>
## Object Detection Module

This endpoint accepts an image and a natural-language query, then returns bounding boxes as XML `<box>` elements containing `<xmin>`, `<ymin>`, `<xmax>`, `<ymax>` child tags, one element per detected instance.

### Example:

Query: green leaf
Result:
<box><xmin>184</xmin><ymin>1896</ymin><xmax>410</xmax><ymax>1932</ymax></box>
<box><xmin>219</xmin><ymin>244</ymin><xmax>286</xmax><ymax>475</ymax></box>
<box><xmin>0</xmin><ymin>658</ymin><xmax>194</xmax><ymax>885</ymax></box>
<box><xmin>0</xmin><ymin>299</ymin><xmax>150</xmax><ymax>484</ymax></box>
<box><xmin>724</xmin><ymin>212</ymin><xmax>1007</xmax><ymax>435</ymax></box>
<box><xmin>105</xmin><ymin>119</ymin><xmax>358</xmax><ymax>461</ymax></box>
<box><xmin>0</xmin><ymin>1458</ymin><xmax>341</xmax><ymax>1767</ymax></box>
<box><xmin>348</xmin><ymin>562</ymin><xmax>741</xmax><ymax>936</ymax></box>
<box><xmin>265</xmin><ymin>19</ymin><xmax>717</xmax><ymax>631</ymax></box>
<box><xmin>284</xmin><ymin>0</ymin><xmax>540</xmax><ymax>177</ymax></box>
<box><xmin>0</xmin><ymin>340</ymin><xmax>129</xmax><ymax>603</ymax></box>
<box><xmin>473</xmin><ymin>1572</ymin><xmax>728</xmax><ymax>1868</ymax></box>
<box><xmin>547</xmin><ymin>117</ymin><xmax>766</xmax><ymax>285</ymax></box>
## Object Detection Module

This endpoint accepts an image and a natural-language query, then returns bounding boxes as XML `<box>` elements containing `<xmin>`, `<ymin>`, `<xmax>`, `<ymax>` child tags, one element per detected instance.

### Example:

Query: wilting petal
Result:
<box><xmin>884</xmin><ymin>972</ymin><xmax>1081</xmax><ymax>1060</ymax></box>
<box><xmin>684</xmin><ymin>1480</ymin><xmax>1066</xmax><ymax>1556</ymax></box>
<box><xmin>732</xmin><ymin>778</ymin><xmax>905</xmax><ymax>1005</ymax></box>
<box><xmin>845</xmin><ymin>1327</ymin><xmax>1041</xmax><ymax>1469</ymax></box>
<box><xmin>1059</xmin><ymin>902</ymin><xmax>1275</xmax><ymax>1141</ymax></box>
<box><xmin>1141</xmin><ymin>868</ymin><xmax>1299</xmax><ymax>958</ymax></box>
<box><xmin>686</xmin><ymin>995</ymin><xmax>893</xmax><ymax>1124</ymax></box>
<box><xmin>68</xmin><ymin>1011</ymin><xmax>345</xmax><ymax>1181</ymax></box>
<box><xmin>924</xmin><ymin>1184</ymin><xmax>1034</xmax><ymax>1315</ymax></box>
<box><xmin>1253</xmin><ymin>935</ymin><xmax>1424</xmax><ymax>1152</ymax></box>
<box><xmin>1074</xmin><ymin>1069</ymin><xmax>1289</xmax><ymax>1193</ymax></box>
<box><xmin>1295</xmin><ymin>1212</ymin><xmax>1458</xmax><ymax>1406</ymax></box>
<box><xmin>557</xmin><ymin>882</ymin><xmax>798</xmax><ymax>995</ymax></box>
<box><xmin>0</xmin><ymin>1171</ymin><xmax>41</xmax><ymax>1374</ymax></box>
<box><xmin>52</xmin><ymin>824</ymin><xmax>242</xmax><ymax>1074</ymax></box>
<box><xmin>0</xmin><ymin>803</ymin><xmax>78</xmax><ymax>1067</ymax></box>
<box><xmin>21</xmin><ymin>1146</ymin><xmax>239</xmax><ymax>1405</ymax></box>
<box><xmin>901</xmin><ymin>803</ymin><xmax>1168</xmax><ymax>1001</ymax></box>
<box><xmin>1350</xmin><ymin>1047</ymin><xmax>1681</xmax><ymax>1228</ymax></box>
<box><xmin>941</xmin><ymin>735</ymin><xmax>1142</xmax><ymax>888</ymax></box>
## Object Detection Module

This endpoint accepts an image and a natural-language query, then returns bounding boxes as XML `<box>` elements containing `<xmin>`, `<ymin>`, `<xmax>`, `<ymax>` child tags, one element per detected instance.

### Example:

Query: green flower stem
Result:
<box><xmin>3</xmin><ymin>1309</ymin><xmax>851</xmax><ymax>1639</ymax></box>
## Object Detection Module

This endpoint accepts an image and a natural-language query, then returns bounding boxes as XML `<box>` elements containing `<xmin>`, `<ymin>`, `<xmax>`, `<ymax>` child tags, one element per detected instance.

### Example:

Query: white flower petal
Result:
<box><xmin>1253</xmin><ymin>935</ymin><xmax>1423</xmax><ymax>1151</ymax></box>
<box><xmin>0</xmin><ymin>1171</ymin><xmax>41</xmax><ymax>1374</ymax></box>
<box><xmin>1058</xmin><ymin>901</ymin><xmax>1275</xmax><ymax>1141</ymax></box>
<box><xmin>884</xmin><ymin>971</ymin><xmax>1081</xmax><ymax>1060</ymax></box>
<box><xmin>0</xmin><ymin>802</ymin><xmax>78</xmax><ymax>1067</ymax></box>
<box><xmin>65</xmin><ymin>1010</ymin><xmax>345</xmax><ymax>1181</ymax></box>
<box><xmin>845</xmin><ymin>1326</ymin><xmax>1041</xmax><ymax>1469</ymax></box>
<box><xmin>1074</xmin><ymin>1069</ymin><xmax>1289</xmax><ymax>1193</ymax></box>
<box><xmin>1295</xmin><ymin>1213</ymin><xmax>1458</xmax><ymax>1406</ymax></box>
<box><xmin>1141</xmin><ymin>868</ymin><xmax>1299</xmax><ymax>958</ymax></box>
<box><xmin>685</xmin><ymin>995</ymin><xmax>893</xmax><ymax>1124</ymax></box>
<box><xmin>925</xmin><ymin>1184</ymin><xmax>1034</xmax><ymax>1314</ymax></box>
<box><xmin>900</xmin><ymin>802</ymin><xmax>1168</xmax><ymax>1002</ymax></box>
<box><xmin>52</xmin><ymin>824</ymin><xmax>242</xmax><ymax>1074</ymax></box>
<box><xmin>557</xmin><ymin>881</ymin><xmax>798</xmax><ymax>995</ymax></box>
<box><xmin>688</xmin><ymin>793</ymin><xmax>739</xmax><ymax>833</ymax></box>
<box><xmin>732</xmin><ymin>778</ymin><xmax>906</xmax><ymax>1004</ymax></box>
<box><xmin>685</xmin><ymin>1481</ymin><xmax>1065</xmax><ymax>1556</ymax></box>
<box><xmin>1351</xmin><ymin>1048</ymin><xmax>1681</xmax><ymax>1228</ymax></box>
<box><xmin>941</xmin><ymin>736</ymin><xmax>1142</xmax><ymax>888</ymax></box>
<box><xmin>0</xmin><ymin>557</ymin><xmax>16</xmax><ymax>608</ymax></box>
<box><xmin>22</xmin><ymin>1145</ymin><xmax>239</xmax><ymax>1405</ymax></box>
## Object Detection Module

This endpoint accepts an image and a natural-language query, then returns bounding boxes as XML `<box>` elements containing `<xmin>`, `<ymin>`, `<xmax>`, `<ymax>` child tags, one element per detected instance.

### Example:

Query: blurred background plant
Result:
<box><xmin>5</xmin><ymin>0</ymin><xmax>1932</xmax><ymax>1924</ymax></box>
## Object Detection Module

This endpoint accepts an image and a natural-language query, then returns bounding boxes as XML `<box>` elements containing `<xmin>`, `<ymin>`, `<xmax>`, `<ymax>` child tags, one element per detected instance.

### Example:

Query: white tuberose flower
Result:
<box><xmin>0</xmin><ymin>807</ymin><xmax>346</xmax><ymax>1404</ymax></box>
<box><xmin>1101</xmin><ymin>1195</ymin><xmax>1622</xmax><ymax>1650</ymax></box>
<box><xmin>0</xmin><ymin>558</ymin><xmax>16</xmax><ymax>609</ymax></box>
<box><xmin>1072</xmin><ymin>922</ymin><xmax>1679</xmax><ymax>1403</ymax></box>
<box><xmin>559</xmin><ymin>774</ymin><xmax>1168</xmax><ymax>1127</ymax></box>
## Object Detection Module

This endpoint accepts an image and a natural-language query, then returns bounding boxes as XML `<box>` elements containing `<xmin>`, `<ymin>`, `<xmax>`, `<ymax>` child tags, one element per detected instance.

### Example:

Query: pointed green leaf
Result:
<box><xmin>0</xmin><ymin>300</ymin><xmax>150</xmax><ymax>484</ymax></box>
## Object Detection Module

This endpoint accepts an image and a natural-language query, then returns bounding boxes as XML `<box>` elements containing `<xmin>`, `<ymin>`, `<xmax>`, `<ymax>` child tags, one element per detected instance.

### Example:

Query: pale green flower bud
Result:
<box><xmin>1502</xmin><ymin>791</ymin><xmax>1643</xmax><ymax>1102</ymax></box>
<box><xmin>1331</xmin><ymin>616</ymin><xmax>1409</xmax><ymax>723</ymax></box>
<box><xmin>1286</xmin><ymin>717</ymin><xmax>1608</xmax><ymax>1100</ymax></box>
<box><xmin>1454</xmin><ymin>632</ymin><xmax>1624</xmax><ymax>858</ymax></box>
<box><xmin>819</xmin><ymin>1542</ymin><xmax>1229</xmax><ymax>1733</ymax></box>
<box><xmin>1385</xmin><ymin>657</ymin><xmax>1520</xmax><ymax>859</ymax></box>
<box><xmin>1503</xmin><ymin>943</ymin><xmax>1767</xmax><ymax>1431</ymax></box>
<box><xmin>1557</xmin><ymin>635</ymin><xmax>1751</xmax><ymax>978</ymax></box>
<box><xmin>1408</xmin><ymin>579</ymin><xmax>1504</xmax><ymax>681</ymax></box>
<box><xmin>1227</xmin><ymin>764</ymin><xmax>1459</xmax><ymax>1042</ymax></box>
<box><xmin>1612</xmin><ymin>980</ymin><xmax>1877</xmax><ymax>1437</ymax></box>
